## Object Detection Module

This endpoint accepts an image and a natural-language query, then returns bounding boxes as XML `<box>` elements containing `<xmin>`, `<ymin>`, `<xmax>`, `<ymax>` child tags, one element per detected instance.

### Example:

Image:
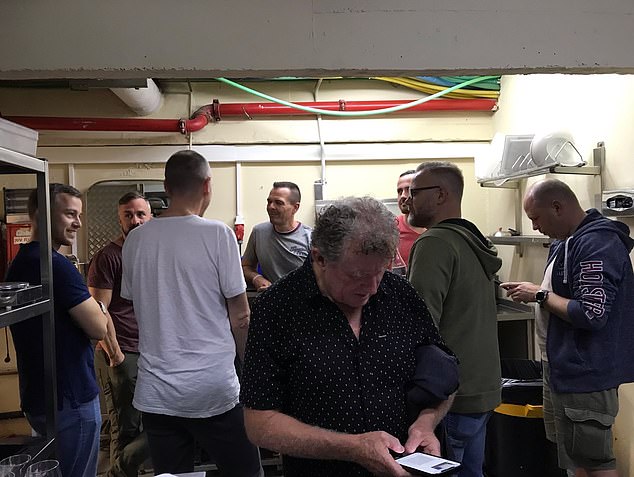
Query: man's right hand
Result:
<box><xmin>352</xmin><ymin>431</ymin><xmax>412</xmax><ymax>477</ymax></box>
<box><xmin>108</xmin><ymin>350</ymin><xmax>125</xmax><ymax>367</ymax></box>
<box><xmin>253</xmin><ymin>275</ymin><xmax>272</xmax><ymax>291</ymax></box>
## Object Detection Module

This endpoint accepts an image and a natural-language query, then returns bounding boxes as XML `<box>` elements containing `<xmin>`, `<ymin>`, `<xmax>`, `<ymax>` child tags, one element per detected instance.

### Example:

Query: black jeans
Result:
<box><xmin>142</xmin><ymin>404</ymin><xmax>263</xmax><ymax>477</ymax></box>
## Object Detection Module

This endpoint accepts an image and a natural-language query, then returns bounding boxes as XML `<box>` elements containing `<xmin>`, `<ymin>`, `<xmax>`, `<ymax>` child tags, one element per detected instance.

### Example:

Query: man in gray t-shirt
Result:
<box><xmin>242</xmin><ymin>181</ymin><xmax>312</xmax><ymax>291</ymax></box>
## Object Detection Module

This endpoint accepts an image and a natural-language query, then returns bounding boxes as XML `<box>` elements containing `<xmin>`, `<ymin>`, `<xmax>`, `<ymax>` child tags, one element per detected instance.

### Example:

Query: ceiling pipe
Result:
<box><xmin>110</xmin><ymin>79</ymin><xmax>163</xmax><ymax>116</ymax></box>
<box><xmin>6</xmin><ymin>98</ymin><xmax>497</xmax><ymax>136</ymax></box>
<box><xmin>216</xmin><ymin>98</ymin><xmax>497</xmax><ymax>116</ymax></box>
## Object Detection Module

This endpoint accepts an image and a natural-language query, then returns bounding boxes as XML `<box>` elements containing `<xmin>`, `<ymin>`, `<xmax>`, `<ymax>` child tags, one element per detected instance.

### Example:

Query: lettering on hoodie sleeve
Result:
<box><xmin>578</xmin><ymin>260</ymin><xmax>607</xmax><ymax>320</ymax></box>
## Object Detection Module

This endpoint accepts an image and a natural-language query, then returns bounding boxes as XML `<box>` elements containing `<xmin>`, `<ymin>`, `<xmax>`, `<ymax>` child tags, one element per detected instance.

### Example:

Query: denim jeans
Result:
<box><xmin>444</xmin><ymin>411</ymin><xmax>492</xmax><ymax>477</ymax></box>
<box><xmin>28</xmin><ymin>395</ymin><xmax>101</xmax><ymax>477</ymax></box>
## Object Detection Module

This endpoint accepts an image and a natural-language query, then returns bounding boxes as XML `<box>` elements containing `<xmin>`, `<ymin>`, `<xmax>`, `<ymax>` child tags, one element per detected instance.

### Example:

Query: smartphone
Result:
<box><xmin>395</xmin><ymin>452</ymin><xmax>461</xmax><ymax>475</ymax></box>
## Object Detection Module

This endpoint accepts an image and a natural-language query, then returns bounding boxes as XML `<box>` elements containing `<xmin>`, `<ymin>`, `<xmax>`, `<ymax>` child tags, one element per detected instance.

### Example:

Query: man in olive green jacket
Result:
<box><xmin>406</xmin><ymin>161</ymin><xmax>502</xmax><ymax>477</ymax></box>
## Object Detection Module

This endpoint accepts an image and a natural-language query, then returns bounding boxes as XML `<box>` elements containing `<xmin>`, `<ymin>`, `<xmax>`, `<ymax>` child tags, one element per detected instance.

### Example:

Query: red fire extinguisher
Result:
<box><xmin>234</xmin><ymin>216</ymin><xmax>245</xmax><ymax>250</ymax></box>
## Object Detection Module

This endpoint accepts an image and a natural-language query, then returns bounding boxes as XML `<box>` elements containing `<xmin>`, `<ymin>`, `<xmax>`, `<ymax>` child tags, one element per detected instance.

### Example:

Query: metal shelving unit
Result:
<box><xmin>0</xmin><ymin>145</ymin><xmax>56</xmax><ymax>460</ymax></box>
<box><xmin>481</xmin><ymin>143</ymin><xmax>604</xmax><ymax>257</ymax></box>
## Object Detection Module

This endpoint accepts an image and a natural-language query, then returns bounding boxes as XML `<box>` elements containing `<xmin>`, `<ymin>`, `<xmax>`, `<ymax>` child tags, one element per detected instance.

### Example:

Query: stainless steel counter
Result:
<box><xmin>496</xmin><ymin>299</ymin><xmax>534</xmax><ymax>322</ymax></box>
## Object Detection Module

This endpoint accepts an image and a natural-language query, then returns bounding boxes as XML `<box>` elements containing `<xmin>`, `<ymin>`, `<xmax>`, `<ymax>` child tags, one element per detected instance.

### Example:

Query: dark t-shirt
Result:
<box><xmin>7</xmin><ymin>241</ymin><xmax>98</xmax><ymax>414</ymax></box>
<box><xmin>87</xmin><ymin>240</ymin><xmax>139</xmax><ymax>353</ymax></box>
<box><xmin>241</xmin><ymin>259</ymin><xmax>445</xmax><ymax>477</ymax></box>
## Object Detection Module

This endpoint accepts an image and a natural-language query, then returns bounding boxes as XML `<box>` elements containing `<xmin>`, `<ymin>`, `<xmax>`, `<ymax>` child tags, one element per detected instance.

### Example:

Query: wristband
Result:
<box><xmin>252</xmin><ymin>274</ymin><xmax>263</xmax><ymax>287</ymax></box>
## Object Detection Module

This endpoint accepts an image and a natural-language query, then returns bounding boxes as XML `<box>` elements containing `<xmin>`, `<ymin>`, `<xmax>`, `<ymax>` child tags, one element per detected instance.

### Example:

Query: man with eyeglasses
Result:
<box><xmin>396</xmin><ymin>170</ymin><xmax>426</xmax><ymax>269</ymax></box>
<box><xmin>406</xmin><ymin>161</ymin><xmax>502</xmax><ymax>477</ymax></box>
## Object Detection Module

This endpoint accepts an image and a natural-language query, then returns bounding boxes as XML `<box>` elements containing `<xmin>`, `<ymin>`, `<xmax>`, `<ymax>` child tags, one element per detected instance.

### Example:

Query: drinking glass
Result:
<box><xmin>24</xmin><ymin>460</ymin><xmax>60</xmax><ymax>477</ymax></box>
<box><xmin>0</xmin><ymin>454</ymin><xmax>31</xmax><ymax>477</ymax></box>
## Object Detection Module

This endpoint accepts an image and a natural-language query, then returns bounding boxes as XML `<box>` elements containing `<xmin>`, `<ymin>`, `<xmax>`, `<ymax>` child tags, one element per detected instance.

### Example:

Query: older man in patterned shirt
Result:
<box><xmin>241</xmin><ymin>197</ymin><xmax>455</xmax><ymax>477</ymax></box>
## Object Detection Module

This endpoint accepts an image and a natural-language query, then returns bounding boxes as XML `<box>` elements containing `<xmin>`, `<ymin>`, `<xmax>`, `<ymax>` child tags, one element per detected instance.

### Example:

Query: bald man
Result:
<box><xmin>502</xmin><ymin>178</ymin><xmax>634</xmax><ymax>477</ymax></box>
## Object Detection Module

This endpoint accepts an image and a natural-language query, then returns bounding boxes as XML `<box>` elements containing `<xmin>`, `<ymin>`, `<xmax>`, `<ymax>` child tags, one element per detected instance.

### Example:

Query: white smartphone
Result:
<box><xmin>395</xmin><ymin>452</ymin><xmax>461</xmax><ymax>475</ymax></box>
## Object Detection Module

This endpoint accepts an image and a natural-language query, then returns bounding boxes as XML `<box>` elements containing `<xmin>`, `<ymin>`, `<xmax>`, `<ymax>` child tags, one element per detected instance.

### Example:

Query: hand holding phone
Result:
<box><xmin>396</xmin><ymin>452</ymin><xmax>461</xmax><ymax>475</ymax></box>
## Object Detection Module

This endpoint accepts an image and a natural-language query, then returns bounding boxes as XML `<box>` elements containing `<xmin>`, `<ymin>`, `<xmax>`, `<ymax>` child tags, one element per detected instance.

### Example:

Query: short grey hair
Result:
<box><xmin>312</xmin><ymin>197</ymin><xmax>398</xmax><ymax>262</ymax></box>
<box><xmin>416</xmin><ymin>161</ymin><xmax>464</xmax><ymax>200</ymax></box>
<box><xmin>164</xmin><ymin>150</ymin><xmax>210</xmax><ymax>197</ymax></box>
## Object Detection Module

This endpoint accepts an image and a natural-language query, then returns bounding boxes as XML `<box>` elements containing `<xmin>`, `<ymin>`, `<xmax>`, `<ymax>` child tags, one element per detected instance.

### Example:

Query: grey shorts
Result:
<box><xmin>544</xmin><ymin>365</ymin><xmax>618</xmax><ymax>471</ymax></box>
<box><xmin>542</xmin><ymin>362</ymin><xmax>556</xmax><ymax>443</ymax></box>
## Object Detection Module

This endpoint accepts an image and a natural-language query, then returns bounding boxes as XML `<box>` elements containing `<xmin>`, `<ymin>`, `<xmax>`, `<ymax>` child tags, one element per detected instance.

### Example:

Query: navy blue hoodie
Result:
<box><xmin>546</xmin><ymin>209</ymin><xmax>634</xmax><ymax>393</ymax></box>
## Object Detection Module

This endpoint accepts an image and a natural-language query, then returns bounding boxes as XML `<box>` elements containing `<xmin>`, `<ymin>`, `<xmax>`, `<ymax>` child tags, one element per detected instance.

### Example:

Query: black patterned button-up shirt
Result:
<box><xmin>241</xmin><ymin>259</ymin><xmax>444</xmax><ymax>477</ymax></box>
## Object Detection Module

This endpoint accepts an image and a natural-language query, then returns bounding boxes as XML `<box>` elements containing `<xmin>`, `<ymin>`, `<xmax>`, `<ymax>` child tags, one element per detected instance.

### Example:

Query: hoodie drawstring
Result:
<box><xmin>563</xmin><ymin>236</ymin><xmax>572</xmax><ymax>284</ymax></box>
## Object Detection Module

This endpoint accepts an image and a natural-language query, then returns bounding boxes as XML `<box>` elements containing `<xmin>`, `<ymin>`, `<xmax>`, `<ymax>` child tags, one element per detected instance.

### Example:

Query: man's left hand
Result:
<box><xmin>500</xmin><ymin>281</ymin><xmax>540</xmax><ymax>303</ymax></box>
<box><xmin>403</xmin><ymin>428</ymin><xmax>440</xmax><ymax>456</ymax></box>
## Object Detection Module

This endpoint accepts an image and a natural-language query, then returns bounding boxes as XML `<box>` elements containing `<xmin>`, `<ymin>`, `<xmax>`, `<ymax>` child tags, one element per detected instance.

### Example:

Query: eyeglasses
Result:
<box><xmin>408</xmin><ymin>185</ymin><xmax>441</xmax><ymax>198</ymax></box>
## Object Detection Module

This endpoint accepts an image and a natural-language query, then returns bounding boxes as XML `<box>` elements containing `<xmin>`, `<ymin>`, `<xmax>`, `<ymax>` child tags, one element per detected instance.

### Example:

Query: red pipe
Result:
<box><xmin>217</xmin><ymin>99</ymin><xmax>497</xmax><ymax>116</ymax></box>
<box><xmin>6</xmin><ymin>98</ymin><xmax>496</xmax><ymax>136</ymax></box>
<box><xmin>6</xmin><ymin>116</ymin><xmax>184</xmax><ymax>133</ymax></box>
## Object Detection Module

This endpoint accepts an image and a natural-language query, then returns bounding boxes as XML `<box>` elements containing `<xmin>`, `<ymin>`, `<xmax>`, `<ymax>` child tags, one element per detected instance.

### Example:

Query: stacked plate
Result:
<box><xmin>0</xmin><ymin>282</ymin><xmax>39</xmax><ymax>309</ymax></box>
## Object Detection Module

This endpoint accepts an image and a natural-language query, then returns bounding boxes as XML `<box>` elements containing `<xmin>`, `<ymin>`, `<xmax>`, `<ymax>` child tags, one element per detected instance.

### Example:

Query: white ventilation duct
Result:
<box><xmin>110</xmin><ymin>78</ymin><xmax>163</xmax><ymax>116</ymax></box>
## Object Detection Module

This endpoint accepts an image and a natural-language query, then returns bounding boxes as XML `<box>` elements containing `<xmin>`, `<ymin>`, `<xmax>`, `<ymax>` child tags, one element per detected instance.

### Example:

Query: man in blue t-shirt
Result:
<box><xmin>7</xmin><ymin>183</ymin><xmax>107</xmax><ymax>477</ymax></box>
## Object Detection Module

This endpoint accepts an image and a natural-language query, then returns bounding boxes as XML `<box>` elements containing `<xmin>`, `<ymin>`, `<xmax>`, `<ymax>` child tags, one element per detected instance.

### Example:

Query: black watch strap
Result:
<box><xmin>536</xmin><ymin>289</ymin><xmax>550</xmax><ymax>306</ymax></box>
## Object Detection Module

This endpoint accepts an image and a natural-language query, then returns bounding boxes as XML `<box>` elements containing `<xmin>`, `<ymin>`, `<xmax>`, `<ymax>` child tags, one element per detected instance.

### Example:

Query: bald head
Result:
<box><xmin>525</xmin><ymin>179</ymin><xmax>581</xmax><ymax>209</ymax></box>
<box><xmin>523</xmin><ymin>179</ymin><xmax>586</xmax><ymax>239</ymax></box>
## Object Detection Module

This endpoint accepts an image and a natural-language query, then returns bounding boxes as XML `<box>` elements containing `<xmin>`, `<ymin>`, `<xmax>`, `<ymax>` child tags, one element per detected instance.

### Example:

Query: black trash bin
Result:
<box><xmin>484</xmin><ymin>359</ymin><xmax>564</xmax><ymax>477</ymax></box>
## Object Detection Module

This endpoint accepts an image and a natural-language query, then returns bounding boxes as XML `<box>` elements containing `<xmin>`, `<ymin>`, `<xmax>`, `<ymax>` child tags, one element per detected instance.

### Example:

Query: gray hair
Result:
<box><xmin>312</xmin><ymin>196</ymin><xmax>398</xmax><ymax>262</ymax></box>
<box><xmin>164</xmin><ymin>150</ymin><xmax>210</xmax><ymax>197</ymax></box>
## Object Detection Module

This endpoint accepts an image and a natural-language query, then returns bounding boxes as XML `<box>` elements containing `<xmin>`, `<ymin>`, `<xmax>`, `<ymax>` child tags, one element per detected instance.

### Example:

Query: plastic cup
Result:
<box><xmin>24</xmin><ymin>460</ymin><xmax>60</xmax><ymax>477</ymax></box>
<box><xmin>0</xmin><ymin>455</ymin><xmax>31</xmax><ymax>477</ymax></box>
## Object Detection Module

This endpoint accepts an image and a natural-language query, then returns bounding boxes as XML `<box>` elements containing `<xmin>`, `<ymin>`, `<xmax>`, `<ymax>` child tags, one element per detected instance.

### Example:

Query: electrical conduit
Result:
<box><xmin>6</xmin><ymin>76</ymin><xmax>497</xmax><ymax>135</ymax></box>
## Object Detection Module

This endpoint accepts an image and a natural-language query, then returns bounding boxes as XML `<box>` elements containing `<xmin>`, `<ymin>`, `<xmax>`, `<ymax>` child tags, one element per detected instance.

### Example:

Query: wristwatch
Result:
<box><xmin>535</xmin><ymin>289</ymin><xmax>550</xmax><ymax>307</ymax></box>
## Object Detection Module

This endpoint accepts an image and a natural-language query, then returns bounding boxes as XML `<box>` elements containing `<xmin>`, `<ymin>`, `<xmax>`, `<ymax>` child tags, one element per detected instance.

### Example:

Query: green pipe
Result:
<box><xmin>216</xmin><ymin>76</ymin><xmax>498</xmax><ymax>117</ymax></box>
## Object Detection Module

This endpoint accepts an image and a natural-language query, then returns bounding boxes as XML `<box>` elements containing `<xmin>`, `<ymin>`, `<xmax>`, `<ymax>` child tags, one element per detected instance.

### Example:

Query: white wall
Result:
<box><xmin>491</xmin><ymin>74</ymin><xmax>634</xmax><ymax>477</ymax></box>
<box><xmin>3</xmin><ymin>1</ymin><xmax>634</xmax><ymax>78</ymax></box>
<box><xmin>0</xmin><ymin>78</ymin><xmax>498</xmax><ymax>261</ymax></box>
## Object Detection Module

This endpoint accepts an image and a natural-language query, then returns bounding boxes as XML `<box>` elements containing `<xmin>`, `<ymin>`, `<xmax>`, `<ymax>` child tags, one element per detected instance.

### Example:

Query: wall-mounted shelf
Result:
<box><xmin>482</xmin><ymin>142</ymin><xmax>605</xmax><ymax>257</ymax></box>
<box><xmin>479</xmin><ymin>164</ymin><xmax>601</xmax><ymax>188</ymax></box>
